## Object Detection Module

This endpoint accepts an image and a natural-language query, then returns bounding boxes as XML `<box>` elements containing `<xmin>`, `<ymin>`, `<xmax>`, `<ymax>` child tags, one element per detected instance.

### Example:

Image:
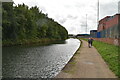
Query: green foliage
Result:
<box><xmin>2</xmin><ymin>2</ymin><xmax>68</xmax><ymax>45</ymax></box>
<box><xmin>2</xmin><ymin>2</ymin><xmax>16</xmax><ymax>40</ymax></box>
<box><xmin>93</xmin><ymin>41</ymin><xmax>119</xmax><ymax>77</ymax></box>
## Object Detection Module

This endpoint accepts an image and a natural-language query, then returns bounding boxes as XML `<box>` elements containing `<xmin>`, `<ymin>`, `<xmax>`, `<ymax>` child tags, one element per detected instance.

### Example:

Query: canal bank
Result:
<box><xmin>55</xmin><ymin>40</ymin><xmax>117</xmax><ymax>78</ymax></box>
<box><xmin>2</xmin><ymin>38</ymin><xmax>66</xmax><ymax>47</ymax></box>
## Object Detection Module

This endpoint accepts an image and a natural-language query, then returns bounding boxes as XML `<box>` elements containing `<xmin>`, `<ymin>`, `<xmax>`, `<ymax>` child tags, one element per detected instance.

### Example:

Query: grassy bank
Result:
<box><xmin>80</xmin><ymin>38</ymin><xmax>120</xmax><ymax>78</ymax></box>
<box><xmin>2</xmin><ymin>38</ymin><xmax>65</xmax><ymax>47</ymax></box>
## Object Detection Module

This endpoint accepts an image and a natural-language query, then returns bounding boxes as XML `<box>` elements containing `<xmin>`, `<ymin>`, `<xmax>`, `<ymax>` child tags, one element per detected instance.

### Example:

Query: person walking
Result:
<box><xmin>88</xmin><ymin>37</ymin><xmax>93</xmax><ymax>48</ymax></box>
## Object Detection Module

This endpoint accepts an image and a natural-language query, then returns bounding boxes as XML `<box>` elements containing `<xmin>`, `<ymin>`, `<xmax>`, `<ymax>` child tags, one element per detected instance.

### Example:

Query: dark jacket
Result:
<box><xmin>88</xmin><ymin>39</ymin><xmax>93</xmax><ymax>44</ymax></box>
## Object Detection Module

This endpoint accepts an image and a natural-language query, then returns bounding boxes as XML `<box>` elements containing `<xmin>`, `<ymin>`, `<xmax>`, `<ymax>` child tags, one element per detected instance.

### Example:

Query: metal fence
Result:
<box><xmin>92</xmin><ymin>24</ymin><xmax>120</xmax><ymax>38</ymax></box>
<box><xmin>90</xmin><ymin>30</ymin><xmax>97</xmax><ymax>38</ymax></box>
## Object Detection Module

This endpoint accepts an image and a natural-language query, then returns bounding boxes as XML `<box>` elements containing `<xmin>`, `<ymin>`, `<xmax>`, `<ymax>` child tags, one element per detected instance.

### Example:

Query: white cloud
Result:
<box><xmin>13</xmin><ymin>0</ymin><xmax>119</xmax><ymax>34</ymax></box>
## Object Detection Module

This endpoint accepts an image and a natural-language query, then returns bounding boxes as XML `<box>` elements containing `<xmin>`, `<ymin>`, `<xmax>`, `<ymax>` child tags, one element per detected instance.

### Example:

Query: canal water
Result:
<box><xmin>2</xmin><ymin>38</ymin><xmax>80</xmax><ymax>78</ymax></box>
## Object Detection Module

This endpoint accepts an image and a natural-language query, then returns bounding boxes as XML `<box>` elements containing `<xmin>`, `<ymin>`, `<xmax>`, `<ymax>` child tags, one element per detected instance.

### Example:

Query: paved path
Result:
<box><xmin>56</xmin><ymin>40</ymin><xmax>117</xmax><ymax>78</ymax></box>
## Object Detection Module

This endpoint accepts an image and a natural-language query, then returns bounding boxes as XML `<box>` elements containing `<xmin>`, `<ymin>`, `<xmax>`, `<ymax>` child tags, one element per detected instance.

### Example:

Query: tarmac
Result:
<box><xmin>56</xmin><ymin>40</ymin><xmax>117</xmax><ymax>78</ymax></box>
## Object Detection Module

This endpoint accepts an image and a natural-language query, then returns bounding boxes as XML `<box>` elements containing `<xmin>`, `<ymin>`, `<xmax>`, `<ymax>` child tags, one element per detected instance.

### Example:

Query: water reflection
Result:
<box><xmin>2</xmin><ymin>38</ymin><xmax>80</xmax><ymax>78</ymax></box>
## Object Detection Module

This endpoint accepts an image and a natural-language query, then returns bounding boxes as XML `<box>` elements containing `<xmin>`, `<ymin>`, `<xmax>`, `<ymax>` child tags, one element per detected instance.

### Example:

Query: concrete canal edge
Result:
<box><xmin>55</xmin><ymin>39</ymin><xmax>82</xmax><ymax>77</ymax></box>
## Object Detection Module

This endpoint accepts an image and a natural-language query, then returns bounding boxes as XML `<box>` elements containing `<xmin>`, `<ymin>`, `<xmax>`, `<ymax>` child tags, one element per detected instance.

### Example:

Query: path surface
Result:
<box><xmin>56</xmin><ymin>40</ymin><xmax>117</xmax><ymax>78</ymax></box>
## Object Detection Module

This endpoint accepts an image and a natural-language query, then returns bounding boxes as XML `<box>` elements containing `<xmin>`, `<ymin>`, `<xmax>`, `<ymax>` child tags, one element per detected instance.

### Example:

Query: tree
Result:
<box><xmin>2</xmin><ymin>2</ymin><xmax>68</xmax><ymax>44</ymax></box>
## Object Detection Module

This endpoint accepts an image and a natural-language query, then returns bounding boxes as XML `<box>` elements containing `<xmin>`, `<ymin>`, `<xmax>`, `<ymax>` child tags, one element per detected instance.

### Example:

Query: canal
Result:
<box><xmin>2</xmin><ymin>38</ymin><xmax>80</xmax><ymax>78</ymax></box>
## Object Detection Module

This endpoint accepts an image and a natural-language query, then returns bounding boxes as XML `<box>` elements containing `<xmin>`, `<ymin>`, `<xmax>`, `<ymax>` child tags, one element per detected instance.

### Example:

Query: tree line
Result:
<box><xmin>2</xmin><ymin>2</ymin><xmax>68</xmax><ymax>44</ymax></box>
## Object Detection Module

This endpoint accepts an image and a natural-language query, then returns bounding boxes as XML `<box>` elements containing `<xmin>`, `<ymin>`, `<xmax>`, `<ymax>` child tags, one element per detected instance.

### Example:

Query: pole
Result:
<box><xmin>97</xmin><ymin>0</ymin><xmax>99</xmax><ymax>28</ymax></box>
<box><xmin>86</xmin><ymin>14</ymin><xmax>87</xmax><ymax>34</ymax></box>
<box><xmin>118</xmin><ymin>1</ymin><xmax>120</xmax><ymax>13</ymax></box>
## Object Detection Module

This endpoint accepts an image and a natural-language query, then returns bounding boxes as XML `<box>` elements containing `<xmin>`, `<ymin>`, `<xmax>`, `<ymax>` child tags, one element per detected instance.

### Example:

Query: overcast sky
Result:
<box><xmin>13</xmin><ymin>0</ymin><xmax>119</xmax><ymax>34</ymax></box>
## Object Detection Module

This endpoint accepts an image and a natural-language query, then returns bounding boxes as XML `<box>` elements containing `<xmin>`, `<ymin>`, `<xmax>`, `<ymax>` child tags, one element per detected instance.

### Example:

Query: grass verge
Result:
<box><xmin>80</xmin><ymin>38</ymin><xmax>120</xmax><ymax>78</ymax></box>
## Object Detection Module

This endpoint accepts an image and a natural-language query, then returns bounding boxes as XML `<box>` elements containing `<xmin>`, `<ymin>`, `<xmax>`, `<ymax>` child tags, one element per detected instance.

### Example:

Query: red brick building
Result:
<box><xmin>93</xmin><ymin>14</ymin><xmax>120</xmax><ymax>46</ymax></box>
<box><xmin>98</xmin><ymin>14</ymin><xmax>120</xmax><ymax>32</ymax></box>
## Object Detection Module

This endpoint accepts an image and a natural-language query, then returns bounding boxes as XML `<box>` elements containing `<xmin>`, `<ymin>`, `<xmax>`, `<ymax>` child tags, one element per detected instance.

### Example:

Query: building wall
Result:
<box><xmin>99</xmin><ymin>24</ymin><xmax>119</xmax><ymax>38</ymax></box>
<box><xmin>98</xmin><ymin>16</ymin><xmax>110</xmax><ymax>32</ymax></box>
<box><xmin>93</xmin><ymin>38</ymin><xmax>120</xmax><ymax>46</ymax></box>
<box><xmin>98</xmin><ymin>14</ymin><xmax>119</xmax><ymax>32</ymax></box>
<box><xmin>105</xmin><ymin>15</ymin><xmax>119</xmax><ymax>29</ymax></box>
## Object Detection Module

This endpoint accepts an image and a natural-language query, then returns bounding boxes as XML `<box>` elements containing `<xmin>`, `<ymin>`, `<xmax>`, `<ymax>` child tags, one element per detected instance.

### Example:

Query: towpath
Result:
<box><xmin>56</xmin><ymin>40</ymin><xmax>117</xmax><ymax>78</ymax></box>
